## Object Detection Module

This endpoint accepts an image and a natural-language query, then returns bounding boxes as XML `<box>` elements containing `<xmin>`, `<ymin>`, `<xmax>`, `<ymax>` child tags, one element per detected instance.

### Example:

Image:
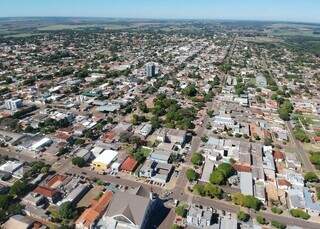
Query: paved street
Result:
<box><xmin>286</xmin><ymin>121</ymin><xmax>315</xmax><ymax>172</ymax></box>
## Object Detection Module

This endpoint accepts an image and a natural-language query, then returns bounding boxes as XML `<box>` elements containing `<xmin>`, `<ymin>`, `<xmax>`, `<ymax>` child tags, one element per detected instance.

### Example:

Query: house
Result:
<box><xmin>33</xmin><ymin>186</ymin><xmax>61</xmax><ymax>204</ymax></box>
<box><xmin>30</xmin><ymin>137</ymin><xmax>53</xmax><ymax>152</ymax></box>
<box><xmin>187</xmin><ymin>205</ymin><xmax>213</xmax><ymax>228</ymax></box>
<box><xmin>153</xmin><ymin>128</ymin><xmax>186</xmax><ymax>145</ymax></box>
<box><xmin>76</xmin><ymin>149</ymin><xmax>92</xmax><ymax>162</ymax></box>
<box><xmin>239</xmin><ymin>172</ymin><xmax>253</xmax><ymax>196</ymax></box>
<box><xmin>135</xmin><ymin>123</ymin><xmax>152</xmax><ymax>138</ymax></box>
<box><xmin>219</xmin><ymin>216</ymin><xmax>237</xmax><ymax>229</ymax></box>
<box><xmin>75</xmin><ymin>191</ymin><xmax>113</xmax><ymax>229</ymax></box>
<box><xmin>200</xmin><ymin>157</ymin><xmax>215</xmax><ymax>183</ymax></box>
<box><xmin>303</xmin><ymin>188</ymin><xmax>320</xmax><ymax>216</ymax></box>
<box><xmin>120</xmin><ymin>156</ymin><xmax>138</xmax><ymax>173</ymax></box>
<box><xmin>166</xmin><ymin>128</ymin><xmax>186</xmax><ymax>145</ymax></box>
<box><xmin>149</xmin><ymin>149</ymin><xmax>172</xmax><ymax>164</ymax></box>
<box><xmin>139</xmin><ymin>160</ymin><xmax>173</xmax><ymax>183</ymax></box>
<box><xmin>0</xmin><ymin>160</ymin><xmax>24</xmax><ymax>178</ymax></box>
<box><xmin>22</xmin><ymin>192</ymin><xmax>46</xmax><ymax>207</ymax></box>
<box><xmin>151</xmin><ymin>162</ymin><xmax>173</xmax><ymax>184</ymax></box>
<box><xmin>59</xmin><ymin>183</ymin><xmax>90</xmax><ymax>206</ymax></box>
<box><xmin>139</xmin><ymin>160</ymin><xmax>156</xmax><ymax>178</ymax></box>
<box><xmin>91</xmin><ymin>150</ymin><xmax>118</xmax><ymax>173</ymax></box>
<box><xmin>254</xmin><ymin>182</ymin><xmax>266</xmax><ymax>204</ymax></box>
<box><xmin>3</xmin><ymin>215</ymin><xmax>34</xmax><ymax>229</ymax></box>
<box><xmin>98</xmin><ymin>191</ymin><xmax>156</xmax><ymax>229</ymax></box>
<box><xmin>287</xmin><ymin>189</ymin><xmax>305</xmax><ymax>209</ymax></box>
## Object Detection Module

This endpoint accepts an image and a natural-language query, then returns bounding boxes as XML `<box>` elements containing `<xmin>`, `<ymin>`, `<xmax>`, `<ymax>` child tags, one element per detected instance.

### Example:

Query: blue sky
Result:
<box><xmin>1</xmin><ymin>0</ymin><xmax>320</xmax><ymax>23</ymax></box>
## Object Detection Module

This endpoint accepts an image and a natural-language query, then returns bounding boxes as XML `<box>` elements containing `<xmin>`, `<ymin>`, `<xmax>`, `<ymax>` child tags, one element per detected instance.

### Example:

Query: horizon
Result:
<box><xmin>1</xmin><ymin>0</ymin><xmax>320</xmax><ymax>24</ymax></box>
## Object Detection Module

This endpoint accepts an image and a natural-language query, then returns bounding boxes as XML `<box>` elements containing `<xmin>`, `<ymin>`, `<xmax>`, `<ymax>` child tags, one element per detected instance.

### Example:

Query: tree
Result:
<box><xmin>139</xmin><ymin>102</ymin><xmax>149</xmax><ymax>113</ymax></box>
<box><xmin>232</xmin><ymin>193</ymin><xmax>262</xmax><ymax>211</ymax></box>
<box><xmin>0</xmin><ymin>195</ymin><xmax>11</xmax><ymax>210</ymax></box>
<box><xmin>304</xmin><ymin>172</ymin><xmax>318</xmax><ymax>183</ymax></box>
<box><xmin>232</xmin><ymin>192</ymin><xmax>245</xmax><ymax>206</ymax></box>
<box><xmin>237</xmin><ymin>211</ymin><xmax>250</xmax><ymax>222</ymax></box>
<box><xmin>293</xmin><ymin>128</ymin><xmax>310</xmax><ymax>143</ymax></box>
<box><xmin>151</xmin><ymin>116</ymin><xmax>161</xmax><ymax>129</ymax></box>
<box><xmin>59</xmin><ymin>202</ymin><xmax>75</xmax><ymax>219</ymax></box>
<box><xmin>193</xmin><ymin>184</ymin><xmax>205</xmax><ymax>196</ymax></box>
<box><xmin>72</xmin><ymin>157</ymin><xmax>86</xmax><ymax>168</ymax></box>
<box><xmin>290</xmin><ymin>209</ymin><xmax>310</xmax><ymax>220</ymax></box>
<box><xmin>204</xmin><ymin>183</ymin><xmax>223</xmax><ymax>199</ymax></box>
<box><xmin>171</xmin><ymin>225</ymin><xmax>183</xmax><ymax>229</ymax></box>
<box><xmin>271</xmin><ymin>220</ymin><xmax>286</xmax><ymax>229</ymax></box>
<box><xmin>278</xmin><ymin>100</ymin><xmax>293</xmax><ymax>121</ymax></box>
<box><xmin>243</xmin><ymin>195</ymin><xmax>262</xmax><ymax>211</ymax></box>
<box><xmin>256</xmin><ymin>214</ymin><xmax>267</xmax><ymax>225</ymax></box>
<box><xmin>182</xmin><ymin>84</ymin><xmax>197</xmax><ymax>97</ymax></box>
<box><xmin>9</xmin><ymin>180</ymin><xmax>28</xmax><ymax>197</ymax></box>
<box><xmin>191</xmin><ymin>153</ymin><xmax>203</xmax><ymax>166</ymax></box>
<box><xmin>310</xmin><ymin>152</ymin><xmax>320</xmax><ymax>167</ymax></box>
<box><xmin>209</xmin><ymin>170</ymin><xmax>225</xmax><ymax>185</ymax></box>
<box><xmin>175</xmin><ymin>204</ymin><xmax>188</xmax><ymax>217</ymax></box>
<box><xmin>186</xmin><ymin>169</ymin><xmax>199</xmax><ymax>182</ymax></box>
<box><xmin>217</xmin><ymin>163</ymin><xmax>234</xmax><ymax>178</ymax></box>
<box><xmin>271</xmin><ymin>207</ymin><xmax>283</xmax><ymax>214</ymax></box>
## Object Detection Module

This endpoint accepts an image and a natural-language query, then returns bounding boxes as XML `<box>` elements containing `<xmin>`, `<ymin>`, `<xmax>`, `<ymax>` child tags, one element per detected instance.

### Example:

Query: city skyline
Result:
<box><xmin>1</xmin><ymin>0</ymin><xmax>320</xmax><ymax>23</ymax></box>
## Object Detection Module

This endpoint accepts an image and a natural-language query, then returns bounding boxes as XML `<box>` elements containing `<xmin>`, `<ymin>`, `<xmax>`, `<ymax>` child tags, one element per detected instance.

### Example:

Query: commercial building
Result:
<box><xmin>145</xmin><ymin>62</ymin><xmax>156</xmax><ymax>78</ymax></box>
<box><xmin>5</xmin><ymin>98</ymin><xmax>23</xmax><ymax>110</ymax></box>
<box><xmin>99</xmin><ymin>191</ymin><xmax>155</xmax><ymax>229</ymax></box>
<box><xmin>91</xmin><ymin>150</ymin><xmax>118</xmax><ymax>173</ymax></box>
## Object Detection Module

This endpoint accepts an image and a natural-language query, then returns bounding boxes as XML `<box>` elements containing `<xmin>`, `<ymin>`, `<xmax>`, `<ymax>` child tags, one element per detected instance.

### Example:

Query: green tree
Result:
<box><xmin>310</xmin><ymin>152</ymin><xmax>320</xmax><ymax>167</ymax></box>
<box><xmin>72</xmin><ymin>157</ymin><xmax>86</xmax><ymax>168</ymax></box>
<box><xmin>237</xmin><ymin>211</ymin><xmax>250</xmax><ymax>222</ymax></box>
<box><xmin>204</xmin><ymin>183</ymin><xmax>223</xmax><ymax>199</ymax></box>
<box><xmin>59</xmin><ymin>202</ymin><xmax>75</xmax><ymax>220</ymax></box>
<box><xmin>256</xmin><ymin>214</ymin><xmax>267</xmax><ymax>225</ymax></box>
<box><xmin>243</xmin><ymin>195</ymin><xmax>262</xmax><ymax>211</ymax></box>
<box><xmin>271</xmin><ymin>207</ymin><xmax>283</xmax><ymax>215</ymax></box>
<box><xmin>175</xmin><ymin>204</ymin><xmax>188</xmax><ymax>217</ymax></box>
<box><xmin>271</xmin><ymin>220</ymin><xmax>286</xmax><ymax>229</ymax></box>
<box><xmin>0</xmin><ymin>195</ymin><xmax>11</xmax><ymax>210</ymax></box>
<box><xmin>193</xmin><ymin>184</ymin><xmax>205</xmax><ymax>196</ymax></box>
<box><xmin>209</xmin><ymin>170</ymin><xmax>225</xmax><ymax>185</ymax></box>
<box><xmin>232</xmin><ymin>192</ymin><xmax>245</xmax><ymax>206</ymax></box>
<box><xmin>182</xmin><ymin>84</ymin><xmax>197</xmax><ymax>97</ymax></box>
<box><xmin>139</xmin><ymin>102</ymin><xmax>149</xmax><ymax>113</ymax></box>
<box><xmin>217</xmin><ymin>163</ymin><xmax>234</xmax><ymax>178</ymax></box>
<box><xmin>9</xmin><ymin>180</ymin><xmax>28</xmax><ymax>197</ymax></box>
<box><xmin>171</xmin><ymin>224</ymin><xmax>183</xmax><ymax>229</ymax></box>
<box><xmin>290</xmin><ymin>209</ymin><xmax>310</xmax><ymax>220</ymax></box>
<box><xmin>191</xmin><ymin>153</ymin><xmax>204</xmax><ymax>166</ymax></box>
<box><xmin>186</xmin><ymin>169</ymin><xmax>199</xmax><ymax>182</ymax></box>
<box><xmin>304</xmin><ymin>172</ymin><xmax>318</xmax><ymax>183</ymax></box>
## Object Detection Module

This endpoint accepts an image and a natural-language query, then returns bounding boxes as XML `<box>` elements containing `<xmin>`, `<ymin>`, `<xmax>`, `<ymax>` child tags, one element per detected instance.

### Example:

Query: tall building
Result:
<box><xmin>145</xmin><ymin>63</ymin><xmax>156</xmax><ymax>78</ymax></box>
<box><xmin>5</xmin><ymin>99</ymin><xmax>23</xmax><ymax>110</ymax></box>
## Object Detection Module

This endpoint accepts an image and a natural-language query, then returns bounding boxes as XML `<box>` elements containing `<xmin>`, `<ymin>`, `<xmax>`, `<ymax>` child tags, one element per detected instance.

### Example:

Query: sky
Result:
<box><xmin>1</xmin><ymin>0</ymin><xmax>320</xmax><ymax>23</ymax></box>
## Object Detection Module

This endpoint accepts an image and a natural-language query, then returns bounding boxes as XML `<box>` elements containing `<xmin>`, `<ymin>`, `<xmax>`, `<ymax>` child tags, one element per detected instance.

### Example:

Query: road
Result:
<box><xmin>286</xmin><ymin>121</ymin><xmax>315</xmax><ymax>172</ymax></box>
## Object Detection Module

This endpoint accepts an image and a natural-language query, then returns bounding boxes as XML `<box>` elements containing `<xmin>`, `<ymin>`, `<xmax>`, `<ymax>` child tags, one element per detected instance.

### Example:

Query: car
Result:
<box><xmin>81</xmin><ymin>172</ymin><xmax>87</xmax><ymax>175</ymax></box>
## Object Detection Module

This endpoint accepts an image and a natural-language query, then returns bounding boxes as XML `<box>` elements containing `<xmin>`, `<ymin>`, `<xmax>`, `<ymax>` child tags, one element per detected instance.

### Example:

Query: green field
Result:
<box><xmin>37</xmin><ymin>24</ymin><xmax>98</xmax><ymax>31</ymax></box>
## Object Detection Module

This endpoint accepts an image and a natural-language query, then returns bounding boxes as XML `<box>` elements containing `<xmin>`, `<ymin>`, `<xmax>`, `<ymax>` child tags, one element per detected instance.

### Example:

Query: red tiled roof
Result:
<box><xmin>120</xmin><ymin>156</ymin><xmax>138</xmax><ymax>172</ymax></box>
<box><xmin>33</xmin><ymin>186</ymin><xmax>58</xmax><ymax>198</ymax></box>
<box><xmin>233</xmin><ymin>163</ymin><xmax>251</xmax><ymax>172</ymax></box>
<box><xmin>47</xmin><ymin>174</ymin><xmax>67</xmax><ymax>188</ymax></box>
<box><xmin>314</xmin><ymin>136</ymin><xmax>320</xmax><ymax>142</ymax></box>
<box><xmin>278</xmin><ymin>179</ymin><xmax>292</xmax><ymax>187</ymax></box>
<box><xmin>273</xmin><ymin>151</ymin><xmax>285</xmax><ymax>160</ymax></box>
<box><xmin>76</xmin><ymin>191</ymin><xmax>113</xmax><ymax>228</ymax></box>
